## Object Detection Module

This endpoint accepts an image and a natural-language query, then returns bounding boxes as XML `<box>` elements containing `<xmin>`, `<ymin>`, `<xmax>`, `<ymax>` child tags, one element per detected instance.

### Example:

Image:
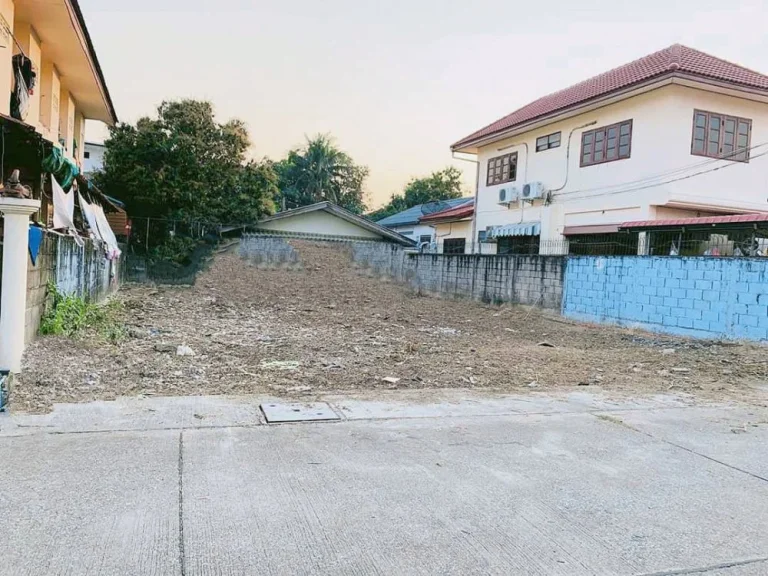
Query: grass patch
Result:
<box><xmin>40</xmin><ymin>282</ymin><xmax>126</xmax><ymax>343</ymax></box>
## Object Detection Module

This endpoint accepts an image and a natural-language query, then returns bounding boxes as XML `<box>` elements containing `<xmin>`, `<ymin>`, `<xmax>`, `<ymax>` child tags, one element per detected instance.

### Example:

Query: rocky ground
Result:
<box><xmin>15</xmin><ymin>240</ymin><xmax>768</xmax><ymax>413</ymax></box>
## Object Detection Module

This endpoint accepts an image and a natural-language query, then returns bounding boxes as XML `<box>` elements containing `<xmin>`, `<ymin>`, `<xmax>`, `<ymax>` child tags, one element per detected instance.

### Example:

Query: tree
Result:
<box><xmin>367</xmin><ymin>166</ymin><xmax>466</xmax><ymax>221</ymax></box>
<box><xmin>94</xmin><ymin>99</ymin><xmax>277</xmax><ymax>225</ymax></box>
<box><xmin>276</xmin><ymin>135</ymin><xmax>369</xmax><ymax>214</ymax></box>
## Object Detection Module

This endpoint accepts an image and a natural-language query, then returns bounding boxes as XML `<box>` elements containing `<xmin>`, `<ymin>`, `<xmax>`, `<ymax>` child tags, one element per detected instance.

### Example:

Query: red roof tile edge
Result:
<box><xmin>452</xmin><ymin>44</ymin><xmax>768</xmax><ymax>150</ymax></box>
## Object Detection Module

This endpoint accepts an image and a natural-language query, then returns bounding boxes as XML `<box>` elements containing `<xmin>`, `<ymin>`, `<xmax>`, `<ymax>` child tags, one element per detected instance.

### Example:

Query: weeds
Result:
<box><xmin>40</xmin><ymin>281</ymin><xmax>126</xmax><ymax>343</ymax></box>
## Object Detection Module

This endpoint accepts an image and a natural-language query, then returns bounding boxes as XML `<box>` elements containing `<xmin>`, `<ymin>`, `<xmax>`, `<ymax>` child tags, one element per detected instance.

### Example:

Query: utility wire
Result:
<box><xmin>474</xmin><ymin>144</ymin><xmax>768</xmax><ymax>215</ymax></box>
<box><xmin>552</xmin><ymin>140</ymin><xmax>768</xmax><ymax>198</ymax></box>
<box><xmin>555</xmin><ymin>149</ymin><xmax>768</xmax><ymax>203</ymax></box>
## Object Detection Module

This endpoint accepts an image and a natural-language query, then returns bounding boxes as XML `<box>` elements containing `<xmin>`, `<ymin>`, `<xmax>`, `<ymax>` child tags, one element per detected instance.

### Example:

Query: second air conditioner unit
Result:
<box><xmin>521</xmin><ymin>182</ymin><xmax>546</xmax><ymax>201</ymax></box>
<box><xmin>498</xmin><ymin>187</ymin><xmax>519</xmax><ymax>206</ymax></box>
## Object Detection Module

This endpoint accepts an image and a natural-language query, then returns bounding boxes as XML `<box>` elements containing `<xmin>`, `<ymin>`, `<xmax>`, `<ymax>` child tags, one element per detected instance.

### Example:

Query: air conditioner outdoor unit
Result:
<box><xmin>498</xmin><ymin>187</ymin><xmax>519</xmax><ymax>206</ymax></box>
<box><xmin>522</xmin><ymin>182</ymin><xmax>546</xmax><ymax>201</ymax></box>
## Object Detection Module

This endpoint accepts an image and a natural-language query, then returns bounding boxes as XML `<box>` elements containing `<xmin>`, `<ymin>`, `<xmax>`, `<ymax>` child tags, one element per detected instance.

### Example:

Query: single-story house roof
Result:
<box><xmin>376</xmin><ymin>197</ymin><xmax>474</xmax><ymax>227</ymax></box>
<box><xmin>420</xmin><ymin>200</ymin><xmax>474</xmax><ymax>223</ymax></box>
<box><xmin>453</xmin><ymin>44</ymin><xmax>768</xmax><ymax>152</ymax></box>
<box><xmin>620</xmin><ymin>213</ymin><xmax>768</xmax><ymax>232</ymax></box>
<box><xmin>254</xmin><ymin>201</ymin><xmax>416</xmax><ymax>246</ymax></box>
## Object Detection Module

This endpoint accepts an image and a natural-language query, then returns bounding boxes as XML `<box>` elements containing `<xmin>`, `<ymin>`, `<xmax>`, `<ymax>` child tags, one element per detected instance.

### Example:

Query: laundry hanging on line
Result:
<box><xmin>77</xmin><ymin>191</ymin><xmax>104</xmax><ymax>243</ymax></box>
<box><xmin>52</xmin><ymin>176</ymin><xmax>76</xmax><ymax>231</ymax></box>
<box><xmin>92</xmin><ymin>203</ymin><xmax>121</xmax><ymax>260</ymax></box>
<box><xmin>28</xmin><ymin>225</ymin><xmax>44</xmax><ymax>265</ymax></box>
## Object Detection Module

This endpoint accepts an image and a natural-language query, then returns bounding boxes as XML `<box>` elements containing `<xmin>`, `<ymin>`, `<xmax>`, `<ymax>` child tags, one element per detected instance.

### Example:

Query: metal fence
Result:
<box><xmin>420</xmin><ymin>232</ymin><xmax>768</xmax><ymax>258</ymax></box>
<box><xmin>121</xmin><ymin>217</ymin><xmax>228</xmax><ymax>284</ymax></box>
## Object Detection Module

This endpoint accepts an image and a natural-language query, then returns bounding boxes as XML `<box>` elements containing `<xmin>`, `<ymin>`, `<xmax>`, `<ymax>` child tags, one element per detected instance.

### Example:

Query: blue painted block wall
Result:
<box><xmin>562</xmin><ymin>256</ymin><xmax>768</xmax><ymax>341</ymax></box>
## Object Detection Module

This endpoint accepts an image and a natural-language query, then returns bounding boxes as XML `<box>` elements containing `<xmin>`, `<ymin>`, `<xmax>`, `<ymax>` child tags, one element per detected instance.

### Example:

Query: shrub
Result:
<box><xmin>40</xmin><ymin>282</ymin><xmax>126</xmax><ymax>343</ymax></box>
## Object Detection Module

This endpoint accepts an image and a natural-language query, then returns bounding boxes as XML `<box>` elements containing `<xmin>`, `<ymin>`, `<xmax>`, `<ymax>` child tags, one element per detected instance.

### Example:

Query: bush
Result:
<box><xmin>40</xmin><ymin>282</ymin><xmax>126</xmax><ymax>343</ymax></box>
<box><xmin>149</xmin><ymin>236</ymin><xmax>199</xmax><ymax>265</ymax></box>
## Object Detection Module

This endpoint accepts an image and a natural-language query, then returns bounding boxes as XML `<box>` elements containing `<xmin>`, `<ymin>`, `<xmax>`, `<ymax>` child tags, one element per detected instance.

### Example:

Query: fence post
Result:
<box><xmin>0</xmin><ymin>197</ymin><xmax>41</xmax><ymax>372</ymax></box>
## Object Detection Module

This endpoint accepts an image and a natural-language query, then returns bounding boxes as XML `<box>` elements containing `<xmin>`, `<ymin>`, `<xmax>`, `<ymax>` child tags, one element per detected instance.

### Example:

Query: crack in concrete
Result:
<box><xmin>592</xmin><ymin>414</ymin><xmax>768</xmax><ymax>484</ymax></box>
<box><xmin>653</xmin><ymin>437</ymin><xmax>768</xmax><ymax>484</ymax></box>
<box><xmin>636</xmin><ymin>556</ymin><xmax>768</xmax><ymax>575</ymax></box>
<box><xmin>178</xmin><ymin>431</ymin><xmax>186</xmax><ymax>576</ymax></box>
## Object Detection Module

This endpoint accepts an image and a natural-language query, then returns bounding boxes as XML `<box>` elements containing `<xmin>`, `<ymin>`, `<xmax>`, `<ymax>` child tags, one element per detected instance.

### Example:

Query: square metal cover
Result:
<box><xmin>260</xmin><ymin>402</ymin><xmax>340</xmax><ymax>423</ymax></box>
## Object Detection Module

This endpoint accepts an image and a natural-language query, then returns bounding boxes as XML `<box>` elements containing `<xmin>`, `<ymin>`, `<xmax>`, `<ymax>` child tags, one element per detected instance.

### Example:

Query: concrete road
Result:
<box><xmin>1</xmin><ymin>391</ymin><xmax>767</xmax><ymax>575</ymax></box>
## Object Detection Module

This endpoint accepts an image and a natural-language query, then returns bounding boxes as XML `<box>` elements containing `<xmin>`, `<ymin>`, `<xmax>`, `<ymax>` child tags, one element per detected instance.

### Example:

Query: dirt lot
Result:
<box><xmin>16</xmin><ymin>240</ymin><xmax>768</xmax><ymax>412</ymax></box>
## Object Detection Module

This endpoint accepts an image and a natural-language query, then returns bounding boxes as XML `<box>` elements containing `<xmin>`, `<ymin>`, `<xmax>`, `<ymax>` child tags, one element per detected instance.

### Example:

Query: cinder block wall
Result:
<box><xmin>351</xmin><ymin>243</ymin><xmax>565</xmax><ymax>309</ymax></box>
<box><xmin>239</xmin><ymin>234</ymin><xmax>299</xmax><ymax>266</ymax></box>
<box><xmin>19</xmin><ymin>232</ymin><xmax>117</xmax><ymax>343</ymax></box>
<box><xmin>563</xmin><ymin>256</ymin><xmax>768</xmax><ymax>341</ymax></box>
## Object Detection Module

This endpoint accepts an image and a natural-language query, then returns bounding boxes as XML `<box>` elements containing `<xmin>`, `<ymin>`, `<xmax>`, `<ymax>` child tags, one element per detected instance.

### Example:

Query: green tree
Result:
<box><xmin>368</xmin><ymin>166</ymin><xmax>466</xmax><ymax>221</ymax></box>
<box><xmin>94</xmin><ymin>99</ymin><xmax>277</xmax><ymax>225</ymax></box>
<box><xmin>276</xmin><ymin>135</ymin><xmax>369</xmax><ymax>214</ymax></box>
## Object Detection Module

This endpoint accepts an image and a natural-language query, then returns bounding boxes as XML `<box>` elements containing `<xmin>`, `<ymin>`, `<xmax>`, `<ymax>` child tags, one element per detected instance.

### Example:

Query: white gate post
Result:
<box><xmin>0</xmin><ymin>198</ymin><xmax>41</xmax><ymax>373</ymax></box>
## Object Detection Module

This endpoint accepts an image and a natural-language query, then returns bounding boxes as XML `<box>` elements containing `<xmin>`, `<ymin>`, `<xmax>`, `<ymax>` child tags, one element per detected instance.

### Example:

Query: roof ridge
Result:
<box><xmin>452</xmin><ymin>44</ymin><xmax>768</xmax><ymax>150</ymax></box>
<box><xmin>452</xmin><ymin>45</ymin><xmax>677</xmax><ymax>148</ymax></box>
<box><xmin>678</xmin><ymin>43</ymin><xmax>768</xmax><ymax>79</ymax></box>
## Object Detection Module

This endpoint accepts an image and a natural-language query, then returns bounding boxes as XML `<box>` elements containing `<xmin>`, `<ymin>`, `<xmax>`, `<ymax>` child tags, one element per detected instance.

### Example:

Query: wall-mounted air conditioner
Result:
<box><xmin>498</xmin><ymin>187</ymin><xmax>519</xmax><ymax>206</ymax></box>
<box><xmin>521</xmin><ymin>182</ymin><xmax>546</xmax><ymax>201</ymax></box>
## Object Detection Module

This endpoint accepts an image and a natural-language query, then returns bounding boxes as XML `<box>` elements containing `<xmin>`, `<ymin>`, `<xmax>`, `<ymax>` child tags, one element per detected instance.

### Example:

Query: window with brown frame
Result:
<box><xmin>581</xmin><ymin>120</ymin><xmax>632</xmax><ymax>167</ymax></box>
<box><xmin>692</xmin><ymin>110</ymin><xmax>752</xmax><ymax>162</ymax></box>
<box><xmin>536</xmin><ymin>131</ymin><xmax>561</xmax><ymax>152</ymax></box>
<box><xmin>486</xmin><ymin>152</ymin><xmax>517</xmax><ymax>186</ymax></box>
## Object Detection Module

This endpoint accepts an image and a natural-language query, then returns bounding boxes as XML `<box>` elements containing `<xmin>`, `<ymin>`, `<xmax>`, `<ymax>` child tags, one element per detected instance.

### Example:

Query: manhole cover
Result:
<box><xmin>260</xmin><ymin>402</ymin><xmax>340</xmax><ymax>423</ymax></box>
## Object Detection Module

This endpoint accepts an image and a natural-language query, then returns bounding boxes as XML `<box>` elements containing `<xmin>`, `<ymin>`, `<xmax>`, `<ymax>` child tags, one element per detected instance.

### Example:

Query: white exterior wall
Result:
<box><xmin>389</xmin><ymin>223</ymin><xmax>435</xmax><ymax>244</ymax></box>
<box><xmin>435</xmin><ymin>220</ymin><xmax>472</xmax><ymax>253</ymax></box>
<box><xmin>474</xmin><ymin>84</ymin><xmax>768</xmax><ymax>248</ymax></box>
<box><xmin>83</xmin><ymin>142</ymin><xmax>106</xmax><ymax>173</ymax></box>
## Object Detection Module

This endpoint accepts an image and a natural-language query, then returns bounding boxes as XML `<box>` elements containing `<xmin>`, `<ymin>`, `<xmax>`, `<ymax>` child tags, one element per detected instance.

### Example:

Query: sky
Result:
<box><xmin>80</xmin><ymin>0</ymin><xmax>768</xmax><ymax>209</ymax></box>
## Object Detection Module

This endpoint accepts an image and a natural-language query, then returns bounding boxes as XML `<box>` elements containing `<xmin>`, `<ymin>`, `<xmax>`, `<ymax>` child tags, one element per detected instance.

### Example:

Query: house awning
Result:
<box><xmin>489</xmin><ymin>221</ymin><xmax>541</xmax><ymax>238</ymax></box>
<box><xmin>562</xmin><ymin>224</ymin><xmax>621</xmax><ymax>236</ymax></box>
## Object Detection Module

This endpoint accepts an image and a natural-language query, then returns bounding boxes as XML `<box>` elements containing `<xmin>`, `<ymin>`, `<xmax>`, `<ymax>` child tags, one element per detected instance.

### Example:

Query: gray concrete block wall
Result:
<box><xmin>350</xmin><ymin>243</ymin><xmax>565</xmax><ymax>309</ymax></box>
<box><xmin>239</xmin><ymin>234</ymin><xmax>300</xmax><ymax>267</ymax></box>
<box><xmin>13</xmin><ymin>232</ymin><xmax>118</xmax><ymax>344</ymax></box>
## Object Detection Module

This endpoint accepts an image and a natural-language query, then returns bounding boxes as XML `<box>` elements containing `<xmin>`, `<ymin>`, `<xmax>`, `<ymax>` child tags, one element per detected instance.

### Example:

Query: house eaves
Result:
<box><xmin>14</xmin><ymin>0</ymin><xmax>117</xmax><ymax>124</ymax></box>
<box><xmin>256</xmin><ymin>202</ymin><xmax>417</xmax><ymax>246</ymax></box>
<box><xmin>452</xmin><ymin>44</ymin><xmax>768</xmax><ymax>154</ymax></box>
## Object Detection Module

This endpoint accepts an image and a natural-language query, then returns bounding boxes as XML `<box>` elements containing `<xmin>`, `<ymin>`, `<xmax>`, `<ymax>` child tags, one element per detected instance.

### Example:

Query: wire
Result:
<box><xmin>552</xmin><ymin>140</ymin><xmax>768</xmax><ymax>198</ymax></box>
<box><xmin>555</xmin><ymin>149</ymin><xmax>768</xmax><ymax>203</ymax></box>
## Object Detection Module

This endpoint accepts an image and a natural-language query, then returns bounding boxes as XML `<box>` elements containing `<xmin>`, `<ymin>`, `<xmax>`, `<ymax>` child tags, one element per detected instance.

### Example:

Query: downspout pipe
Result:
<box><xmin>549</xmin><ymin>120</ymin><xmax>598</xmax><ymax>197</ymax></box>
<box><xmin>452</xmin><ymin>151</ymin><xmax>480</xmax><ymax>253</ymax></box>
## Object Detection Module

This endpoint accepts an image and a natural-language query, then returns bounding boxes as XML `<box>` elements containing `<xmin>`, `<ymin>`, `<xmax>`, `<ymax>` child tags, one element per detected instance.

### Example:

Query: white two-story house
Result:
<box><xmin>451</xmin><ymin>44</ymin><xmax>768</xmax><ymax>255</ymax></box>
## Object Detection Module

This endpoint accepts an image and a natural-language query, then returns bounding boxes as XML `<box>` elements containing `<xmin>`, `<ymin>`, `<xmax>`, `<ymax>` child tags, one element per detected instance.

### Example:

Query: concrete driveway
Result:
<box><xmin>1</xmin><ymin>391</ymin><xmax>767</xmax><ymax>575</ymax></box>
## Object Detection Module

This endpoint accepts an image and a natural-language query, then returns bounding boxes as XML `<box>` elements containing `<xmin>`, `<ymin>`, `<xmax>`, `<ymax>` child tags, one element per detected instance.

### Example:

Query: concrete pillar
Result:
<box><xmin>0</xmin><ymin>198</ymin><xmax>41</xmax><ymax>372</ymax></box>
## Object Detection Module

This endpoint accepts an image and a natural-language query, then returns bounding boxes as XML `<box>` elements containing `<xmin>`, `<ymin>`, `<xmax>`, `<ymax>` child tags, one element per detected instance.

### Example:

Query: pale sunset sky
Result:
<box><xmin>80</xmin><ymin>0</ymin><xmax>767</xmax><ymax>209</ymax></box>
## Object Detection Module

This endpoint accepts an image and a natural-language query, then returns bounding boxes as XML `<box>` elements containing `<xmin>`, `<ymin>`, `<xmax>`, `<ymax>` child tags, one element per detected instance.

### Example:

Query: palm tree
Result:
<box><xmin>276</xmin><ymin>135</ymin><xmax>369</xmax><ymax>213</ymax></box>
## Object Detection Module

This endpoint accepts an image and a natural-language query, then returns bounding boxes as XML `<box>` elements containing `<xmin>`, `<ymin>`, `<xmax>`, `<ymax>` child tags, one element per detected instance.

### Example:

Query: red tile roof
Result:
<box><xmin>621</xmin><ymin>213</ymin><xmax>768</xmax><ymax>229</ymax></box>
<box><xmin>453</xmin><ymin>44</ymin><xmax>768</xmax><ymax>150</ymax></box>
<box><xmin>419</xmin><ymin>201</ymin><xmax>474</xmax><ymax>222</ymax></box>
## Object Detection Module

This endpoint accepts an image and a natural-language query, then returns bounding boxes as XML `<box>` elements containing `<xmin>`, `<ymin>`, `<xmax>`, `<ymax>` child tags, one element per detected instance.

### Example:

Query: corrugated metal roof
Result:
<box><xmin>420</xmin><ymin>201</ymin><xmax>474</xmax><ymax>222</ymax></box>
<box><xmin>621</xmin><ymin>213</ymin><xmax>768</xmax><ymax>229</ymax></box>
<box><xmin>376</xmin><ymin>197</ymin><xmax>473</xmax><ymax>227</ymax></box>
<box><xmin>453</xmin><ymin>44</ymin><xmax>768</xmax><ymax>150</ymax></box>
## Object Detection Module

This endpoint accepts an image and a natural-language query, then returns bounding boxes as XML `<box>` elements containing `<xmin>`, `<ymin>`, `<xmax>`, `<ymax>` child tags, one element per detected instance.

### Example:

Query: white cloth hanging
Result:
<box><xmin>52</xmin><ymin>176</ymin><xmax>76</xmax><ymax>230</ymax></box>
<box><xmin>77</xmin><ymin>192</ymin><xmax>104</xmax><ymax>242</ymax></box>
<box><xmin>92</xmin><ymin>203</ymin><xmax>121</xmax><ymax>259</ymax></box>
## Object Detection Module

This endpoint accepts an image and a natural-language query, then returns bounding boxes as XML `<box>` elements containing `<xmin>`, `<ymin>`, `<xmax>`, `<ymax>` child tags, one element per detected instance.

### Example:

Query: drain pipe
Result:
<box><xmin>548</xmin><ymin>120</ymin><xmax>597</xmax><ymax>197</ymax></box>
<box><xmin>452</xmin><ymin>151</ymin><xmax>480</xmax><ymax>253</ymax></box>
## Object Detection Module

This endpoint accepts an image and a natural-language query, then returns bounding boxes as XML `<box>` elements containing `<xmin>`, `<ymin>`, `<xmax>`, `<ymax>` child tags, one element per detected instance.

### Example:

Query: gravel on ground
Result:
<box><xmin>15</xmin><ymin>240</ymin><xmax>768</xmax><ymax>413</ymax></box>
